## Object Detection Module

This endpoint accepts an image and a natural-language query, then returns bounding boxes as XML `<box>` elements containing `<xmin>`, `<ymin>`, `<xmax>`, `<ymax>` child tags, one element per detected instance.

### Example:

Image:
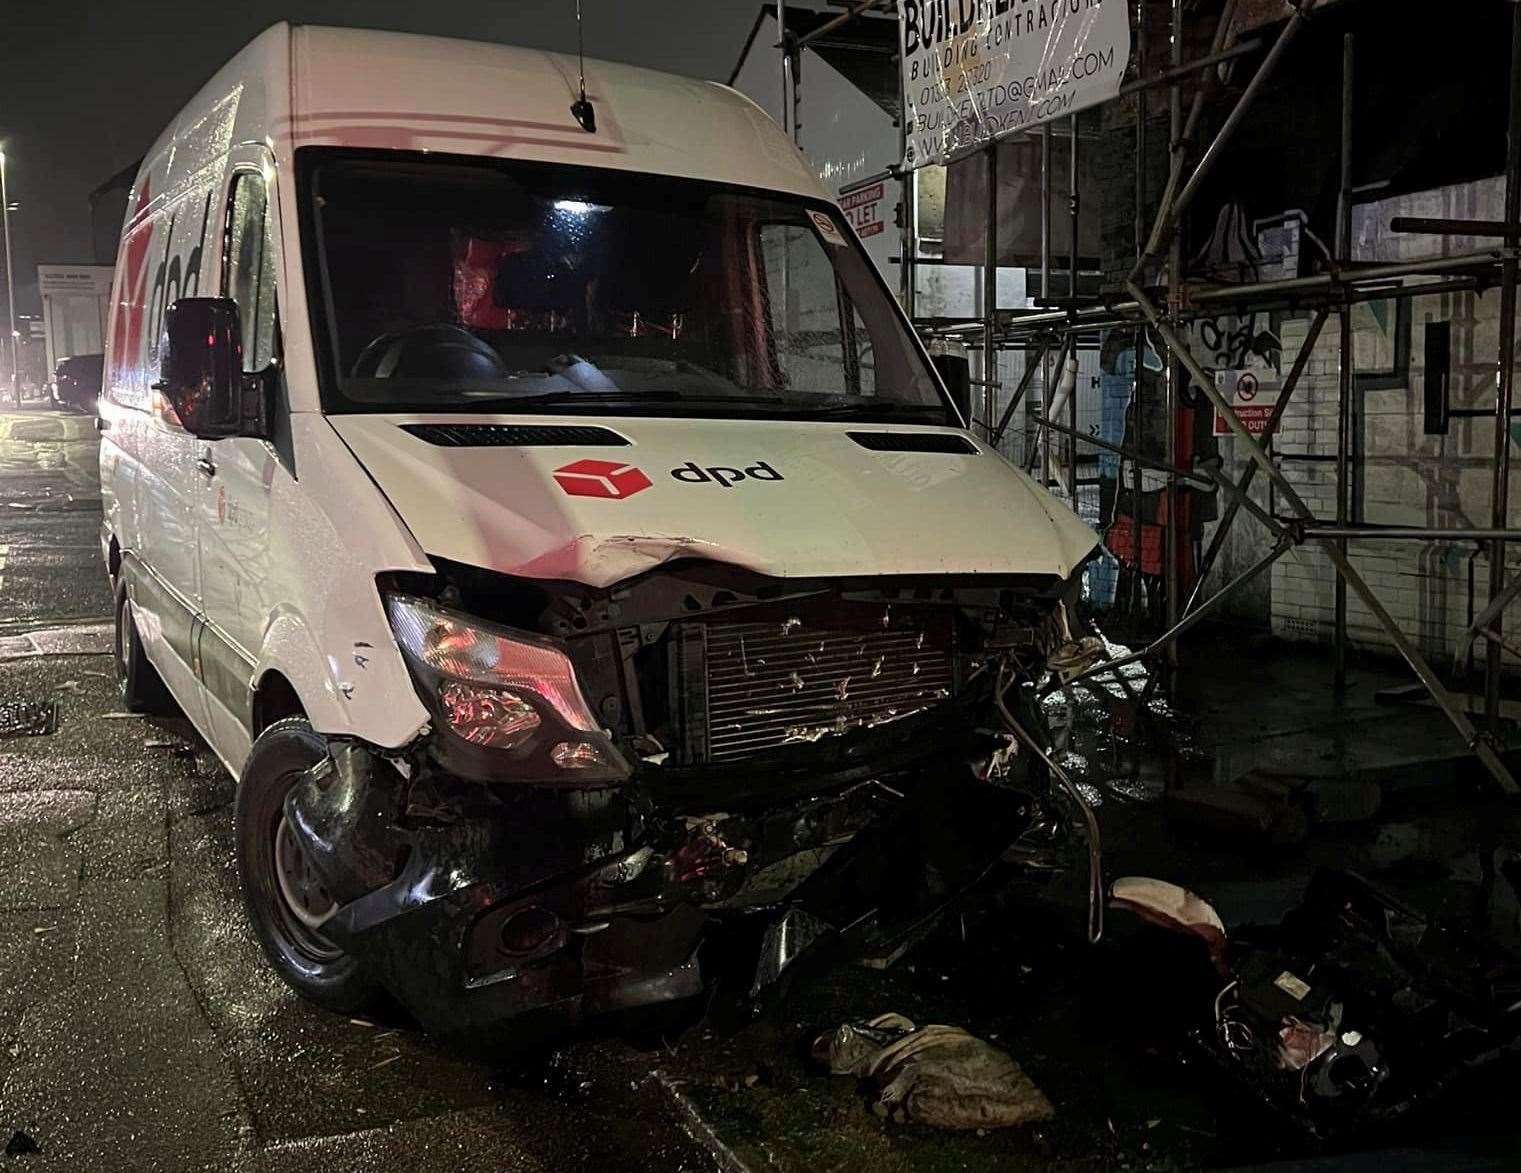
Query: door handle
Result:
<box><xmin>196</xmin><ymin>454</ymin><xmax>217</xmax><ymax>478</ymax></box>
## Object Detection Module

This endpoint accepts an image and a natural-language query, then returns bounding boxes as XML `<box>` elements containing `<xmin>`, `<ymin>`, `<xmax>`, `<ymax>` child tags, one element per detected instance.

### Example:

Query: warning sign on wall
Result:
<box><xmin>839</xmin><ymin>183</ymin><xmax>887</xmax><ymax>240</ymax></box>
<box><xmin>1213</xmin><ymin>369</ymin><xmax>1282</xmax><ymax>438</ymax></box>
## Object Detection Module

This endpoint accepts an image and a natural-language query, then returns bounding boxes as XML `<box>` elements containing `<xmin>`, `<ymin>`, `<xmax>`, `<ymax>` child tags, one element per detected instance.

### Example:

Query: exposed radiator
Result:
<box><xmin>700</xmin><ymin>618</ymin><xmax>955</xmax><ymax>761</ymax></box>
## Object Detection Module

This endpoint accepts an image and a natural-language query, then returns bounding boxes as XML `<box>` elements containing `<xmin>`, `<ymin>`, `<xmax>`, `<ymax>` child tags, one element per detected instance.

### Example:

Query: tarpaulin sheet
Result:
<box><xmin>940</xmin><ymin>133</ymin><xmax>1101</xmax><ymax>268</ymax></box>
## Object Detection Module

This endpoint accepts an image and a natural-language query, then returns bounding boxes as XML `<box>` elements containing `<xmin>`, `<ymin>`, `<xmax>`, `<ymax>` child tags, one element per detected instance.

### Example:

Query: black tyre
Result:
<box><xmin>235</xmin><ymin>717</ymin><xmax>381</xmax><ymax>1013</ymax></box>
<box><xmin>113</xmin><ymin>576</ymin><xmax>176</xmax><ymax>715</ymax></box>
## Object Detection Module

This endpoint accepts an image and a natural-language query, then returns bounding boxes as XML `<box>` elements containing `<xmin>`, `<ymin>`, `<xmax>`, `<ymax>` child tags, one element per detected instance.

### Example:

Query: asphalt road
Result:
<box><xmin>9</xmin><ymin>415</ymin><xmax>1521</xmax><ymax>1173</ymax></box>
<box><xmin>0</xmin><ymin>438</ymin><xmax>721</xmax><ymax>1172</ymax></box>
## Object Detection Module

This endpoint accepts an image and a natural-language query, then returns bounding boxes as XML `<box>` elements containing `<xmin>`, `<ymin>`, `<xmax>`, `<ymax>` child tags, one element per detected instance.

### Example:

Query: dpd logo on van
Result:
<box><xmin>670</xmin><ymin>461</ymin><xmax>784</xmax><ymax>488</ymax></box>
<box><xmin>552</xmin><ymin>458</ymin><xmax>787</xmax><ymax>499</ymax></box>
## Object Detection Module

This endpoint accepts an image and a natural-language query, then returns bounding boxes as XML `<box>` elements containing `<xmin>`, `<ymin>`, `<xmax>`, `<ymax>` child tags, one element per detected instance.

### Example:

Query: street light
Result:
<box><xmin>0</xmin><ymin>150</ymin><xmax>15</xmax><ymax>408</ymax></box>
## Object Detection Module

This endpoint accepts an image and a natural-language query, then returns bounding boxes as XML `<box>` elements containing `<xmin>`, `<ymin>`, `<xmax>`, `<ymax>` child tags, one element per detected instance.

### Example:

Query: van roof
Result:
<box><xmin>130</xmin><ymin>22</ymin><xmax>825</xmax><ymax>225</ymax></box>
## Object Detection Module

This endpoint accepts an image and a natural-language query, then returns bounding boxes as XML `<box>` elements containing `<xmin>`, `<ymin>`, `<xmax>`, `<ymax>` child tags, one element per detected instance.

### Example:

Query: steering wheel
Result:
<box><xmin>351</xmin><ymin>324</ymin><xmax>508</xmax><ymax>381</ymax></box>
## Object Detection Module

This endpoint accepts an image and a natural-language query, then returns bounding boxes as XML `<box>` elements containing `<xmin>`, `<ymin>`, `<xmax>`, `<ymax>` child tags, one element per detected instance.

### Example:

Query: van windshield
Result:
<box><xmin>302</xmin><ymin>151</ymin><xmax>952</xmax><ymax>423</ymax></box>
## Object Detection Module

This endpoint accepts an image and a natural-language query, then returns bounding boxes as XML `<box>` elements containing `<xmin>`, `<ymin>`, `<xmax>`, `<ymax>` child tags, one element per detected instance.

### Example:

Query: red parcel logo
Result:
<box><xmin>552</xmin><ymin>459</ymin><xmax>654</xmax><ymax>499</ymax></box>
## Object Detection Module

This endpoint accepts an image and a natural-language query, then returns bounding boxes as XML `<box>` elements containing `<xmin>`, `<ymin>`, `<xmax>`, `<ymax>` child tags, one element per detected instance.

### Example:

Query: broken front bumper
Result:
<box><xmin>283</xmin><ymin>715</ymin><xmax>1032</xmax><ymax>1045</ymax></box>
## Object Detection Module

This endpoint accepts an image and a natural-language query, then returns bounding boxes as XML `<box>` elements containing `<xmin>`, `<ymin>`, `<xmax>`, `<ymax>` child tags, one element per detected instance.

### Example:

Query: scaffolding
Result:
<box><xmin>778</xmin><ymin>0</ymin><xmax>1521</xmax><ymax>796</ymax></box>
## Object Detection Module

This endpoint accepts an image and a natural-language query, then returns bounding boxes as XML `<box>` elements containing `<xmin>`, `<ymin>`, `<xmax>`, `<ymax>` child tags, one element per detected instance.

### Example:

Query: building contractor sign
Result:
<box><xmin>900</xmin><ymin>0</ymin><xmax>1131</xmax><ymax>169</ymax></box>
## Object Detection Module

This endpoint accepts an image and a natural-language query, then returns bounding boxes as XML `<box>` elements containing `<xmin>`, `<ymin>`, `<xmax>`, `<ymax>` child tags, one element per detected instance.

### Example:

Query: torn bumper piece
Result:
<box><xmin>284</xmin><ymin>743</ymin><xmax>702</xmax><ymax>1044</ymax></box>
<box><xmin>283</xmin><ymin>736</ymin><xmax>1030</xmax><ymax>1045</ymax></box>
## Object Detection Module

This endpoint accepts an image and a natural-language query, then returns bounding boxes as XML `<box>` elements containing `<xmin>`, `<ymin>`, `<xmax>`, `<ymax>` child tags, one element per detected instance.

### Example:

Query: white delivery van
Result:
<box><xmin>100</xmin><ymin>24</ymin><xmax>1098</xmax><ymax>1044</ymax></box>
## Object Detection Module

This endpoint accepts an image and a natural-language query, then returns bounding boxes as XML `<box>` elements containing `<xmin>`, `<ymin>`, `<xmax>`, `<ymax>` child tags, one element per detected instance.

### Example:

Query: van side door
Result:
<box><xmin>130</xmin><ymin>186</ymin><xmax>218</xmax><ymax>729</ymax></box>
<box><xmin>195</xmin><ymin>160</ymin><xmax>283</xmax><ymax>764</ymax></box>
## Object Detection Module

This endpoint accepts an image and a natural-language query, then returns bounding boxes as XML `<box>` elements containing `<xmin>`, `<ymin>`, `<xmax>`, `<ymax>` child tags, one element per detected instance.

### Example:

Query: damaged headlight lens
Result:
<box><xmin>386</xmin><ymin>595</ymin><xmax>624</xmax><ymax>779</ymax></box>
<box><xmin>439</xmin><ymin>680</ymin><xmax>540</xmax><ymax>748</ymax></box>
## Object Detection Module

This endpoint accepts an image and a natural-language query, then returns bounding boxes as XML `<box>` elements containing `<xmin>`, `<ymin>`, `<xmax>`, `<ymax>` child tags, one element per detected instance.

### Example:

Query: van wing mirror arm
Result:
<box><xmin>238</xmin><ymin>366</ymin><xmax>276</xmax><ymax>439</ymax></box>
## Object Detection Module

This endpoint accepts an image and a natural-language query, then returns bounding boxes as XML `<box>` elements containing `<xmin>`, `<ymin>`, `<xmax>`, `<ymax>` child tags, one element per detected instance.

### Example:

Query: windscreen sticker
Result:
<box><xmin>808</xmin><ymin>210</ymin><xmax>848</xmax><ymax>248</ymax></box>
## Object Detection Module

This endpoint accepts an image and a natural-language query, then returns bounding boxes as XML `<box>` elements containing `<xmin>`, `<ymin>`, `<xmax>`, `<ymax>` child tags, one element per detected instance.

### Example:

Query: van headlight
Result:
<box><xmin>385</xmin><ymin>594</ymin><xmax>627</xmax><ymax>782</ymax></box>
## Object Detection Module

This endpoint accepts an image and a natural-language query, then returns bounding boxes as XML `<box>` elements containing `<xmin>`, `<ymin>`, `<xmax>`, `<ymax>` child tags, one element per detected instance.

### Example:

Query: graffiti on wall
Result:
<box><xmin>1187</xmin><ymin>202</ymin><xmax>1322</xmax><ymax>376</ymax></box>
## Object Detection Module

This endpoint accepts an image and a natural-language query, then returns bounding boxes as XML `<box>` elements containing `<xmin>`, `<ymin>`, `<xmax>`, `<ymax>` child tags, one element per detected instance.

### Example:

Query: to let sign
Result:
<box><xmin>839</xmin><ymin>183</ymin><xmax>886</xmax><ymax>239</ymax></box>
<box><xmin>1213</xmin><ymin>369</ymin><xmax>1282</xmax><ymax>438</ymax></box>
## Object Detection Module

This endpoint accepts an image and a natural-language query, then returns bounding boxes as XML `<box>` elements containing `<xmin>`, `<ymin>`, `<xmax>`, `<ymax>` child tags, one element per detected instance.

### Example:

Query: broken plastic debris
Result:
<box><xmin>0</xmin><ymin>700</ymin><xmax>58</xmax><ymax>739</ymax></box>
<box><xmin>1278</xmin><ymin>1018</ymin><xmax>1335</xmax><ymax>1072</ymax></box>
<box><xmin>1046</xmin><ymin>636</ymin><xmax>1109</xmax><ymax>684</ymax></box>
<box><xmin>1109</xmin><ymin>876</ymin><xmax>1228</xmax><ymax>968</ymax></box>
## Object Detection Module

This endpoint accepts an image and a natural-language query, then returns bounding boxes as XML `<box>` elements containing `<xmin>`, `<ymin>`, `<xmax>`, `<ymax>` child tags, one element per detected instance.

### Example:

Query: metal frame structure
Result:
<box><xmin>775</xmin><ymin>0</ymin><xmax>1521</xmax><ymax>794</ymax></box>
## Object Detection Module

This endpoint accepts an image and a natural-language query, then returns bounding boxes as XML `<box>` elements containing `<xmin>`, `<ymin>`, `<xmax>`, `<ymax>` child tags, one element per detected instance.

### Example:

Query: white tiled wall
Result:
<box><xmin>1201</xmin><ymin>177</ymin><xmax>1521</xmax><ymax>667</ymax></box>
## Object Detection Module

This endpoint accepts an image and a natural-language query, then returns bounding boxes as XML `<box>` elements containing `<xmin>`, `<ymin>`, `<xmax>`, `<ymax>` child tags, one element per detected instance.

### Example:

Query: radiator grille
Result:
<box><xmin>702</xmin><ymin>621</ymin><xmax>955</xmax><ymax>761</ymax></box>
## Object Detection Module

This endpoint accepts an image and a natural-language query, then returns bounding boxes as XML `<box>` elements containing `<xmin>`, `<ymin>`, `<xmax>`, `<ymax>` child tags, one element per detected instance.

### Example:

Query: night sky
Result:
<box><xmin>0</xmin><ymin>0</ymin><xmax>771</xmax><ymax>313</ymax></box>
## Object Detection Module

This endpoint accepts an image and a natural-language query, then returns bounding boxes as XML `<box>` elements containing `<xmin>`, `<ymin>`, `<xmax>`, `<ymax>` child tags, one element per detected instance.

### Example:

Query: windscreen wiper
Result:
<box><xmin>454</xmin><ymin>389</ymin><xmax>687</xmax><ymax>410</ymax></box>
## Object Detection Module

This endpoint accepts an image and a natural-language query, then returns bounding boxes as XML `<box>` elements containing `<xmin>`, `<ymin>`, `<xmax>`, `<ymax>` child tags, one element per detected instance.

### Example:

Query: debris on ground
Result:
<box><xmin>1109</xmin><ymin>876</ymin><xmax>1228</xmax><ymax>969</ymax></box>
<box><xmin>0</xmin><ymin>700</ymin><xmax>58</xmax><ymax>739</ymax></box>
<box><xmin>1190</xmin><ymin>869</ymin><xmax>1521</xmax><ymax>1138</ymax></box>
<box><xmin>1164</xmin><ymin>772</ymin><xmax>1309</xmax><ymax>847</ymax></box>
<box><xmin>812</xmin><ymin>1013</ymin><xmax>1055</xmax><ymax>1130</ymax></box>
<box><xmin>1045</xmin><ymin>635</ymin><xmax>1110</xmax><ymax>684</ymax></box>
<box><xmin>143</xmin><ymin>738</ymin><xmax>196</xmax><ymax>758</ymax></box>
<box><xmin>4</xmin><ymin>1130</ymin><xmax>40</xmax><ymax>1156</ymax></box>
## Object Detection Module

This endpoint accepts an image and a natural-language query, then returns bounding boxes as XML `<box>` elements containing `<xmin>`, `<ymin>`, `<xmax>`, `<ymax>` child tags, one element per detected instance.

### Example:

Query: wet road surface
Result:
<box><xmin>0</xmin><ymin>447</ymin><xmax>719</xmax><ymax>1171</ymax></box>
<box><xmin>6</xmin><ymin>415</ymin><xmax>1521</xmax><ymax>1171</ymax></box>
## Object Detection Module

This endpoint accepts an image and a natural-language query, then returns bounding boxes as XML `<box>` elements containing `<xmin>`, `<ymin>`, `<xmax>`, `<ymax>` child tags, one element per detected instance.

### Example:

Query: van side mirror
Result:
<box><xmin>157</xmin><ymin>298</ymin><xmax>270</xmax><ymax>439</ymax></box>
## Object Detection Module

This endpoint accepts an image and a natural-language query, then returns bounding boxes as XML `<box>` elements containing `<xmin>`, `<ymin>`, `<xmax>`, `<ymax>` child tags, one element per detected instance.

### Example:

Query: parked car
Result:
<box><xmin>51</xmin><ymin>352</ymin><xmax>104</xmax><ymax>414</ymax></box>
<box><xmin>99</xmin><ymin>23</ymin><xmax>1098</xmax><ymax>1046</ymax></box>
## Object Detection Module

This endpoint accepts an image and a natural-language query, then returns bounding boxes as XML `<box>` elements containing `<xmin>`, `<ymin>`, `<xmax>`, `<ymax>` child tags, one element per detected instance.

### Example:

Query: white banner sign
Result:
<box><xmin>899</xmin><ymin>0</ymin><xmax>1132</xmax><ymax>170</ymax></box>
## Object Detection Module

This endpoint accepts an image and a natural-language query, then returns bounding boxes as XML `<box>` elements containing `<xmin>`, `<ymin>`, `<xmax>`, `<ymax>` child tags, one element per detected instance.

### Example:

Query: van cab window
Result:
<box><xmin>301</xmin><ymin>151</ymin><xmax>950</xmax><ymax>424</ymax></box>
<box><xmin>759</xmin><ymin>223</ymin><xmax>875</xmax><ymax>398</ymax></box>
<box><xmin>225</xmin><ymin>172</ymin><xmax>278</xmax><ymax>372</ymax></box>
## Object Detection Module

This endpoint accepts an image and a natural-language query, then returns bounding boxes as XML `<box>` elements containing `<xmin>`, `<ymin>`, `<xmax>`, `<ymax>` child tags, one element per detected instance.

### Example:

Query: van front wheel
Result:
<box><xmin>235</xmin><ymin>718</ymin><xmax>382</xmax><ymax>1014</ymax></box>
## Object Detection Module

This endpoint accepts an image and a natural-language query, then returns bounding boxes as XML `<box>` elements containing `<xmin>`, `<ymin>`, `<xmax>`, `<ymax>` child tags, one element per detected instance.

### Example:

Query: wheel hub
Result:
<box><xmin>273</xmin><ymin>814</ymin><xmax>341</xmax><ymax>956</ymax></box>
